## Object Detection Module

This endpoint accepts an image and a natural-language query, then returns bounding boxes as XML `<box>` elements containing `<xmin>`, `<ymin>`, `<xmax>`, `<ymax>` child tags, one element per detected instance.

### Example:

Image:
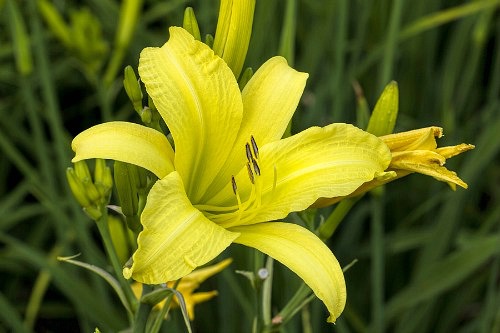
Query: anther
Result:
<box><xmin>250</xmin><ymin>135</ymin><xmax>259</xmax><ymax>159</ymax></box>
<box><xmin>245</xmin><ymin>143</ymin><xmax>253</xmax><ymax>162</ymax></box>
<box><xmin>246</xmin><ymin>162</ymin><xmax>255</xmax><ymax>184</ymax></box>
<box><xmin>231</xmin><ymin>176</ymin><xmax>237</xmax><ymax>195</ymax></box>
<box><xmin>252</xmin><ymin>158</ymin><xmax>261</xmax><ymax>176</ymax></box>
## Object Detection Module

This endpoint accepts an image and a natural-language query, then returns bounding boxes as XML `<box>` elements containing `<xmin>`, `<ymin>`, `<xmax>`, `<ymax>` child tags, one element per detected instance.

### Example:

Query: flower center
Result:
<box><xmin>195</xmin><ymin>136</ymin><xmax>274</xmax><ymax>227</ymax></box>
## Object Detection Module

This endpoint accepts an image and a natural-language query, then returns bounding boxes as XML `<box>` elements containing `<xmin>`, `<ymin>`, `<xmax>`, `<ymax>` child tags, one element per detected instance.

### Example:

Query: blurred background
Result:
<box><xmin>0</xmin><ymin>0</ymin><xmax>499</xmax><ymax>332</ymax></box>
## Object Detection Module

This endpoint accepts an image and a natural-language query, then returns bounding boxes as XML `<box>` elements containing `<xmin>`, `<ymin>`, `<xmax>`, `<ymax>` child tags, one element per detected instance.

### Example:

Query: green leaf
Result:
<box><xmin>58</xmin><ymin>255</ymin><xmax>132</xmax><ymax>315</ymax></box>
<box><xmin>385</xmin><ymin>234</ymin><xmax>500</xmax><ymax>322</ymax></box>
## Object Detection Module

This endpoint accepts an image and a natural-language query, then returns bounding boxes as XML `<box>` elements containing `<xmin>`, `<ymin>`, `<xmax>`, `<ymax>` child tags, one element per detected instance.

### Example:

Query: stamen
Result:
<box><xmin>245</xmin><ymin>143</ymin><xmax>253</xmax><ymax>162</ymax></box>
<box><xmin>231</xmin><ymin>176</ymin><xmax>237</xmax><ymax>195</ymax></box>
<box><xmin>252</xmin><ymin>158</ymin><xmax>261</xmax><ymax>176</ymax></box>
<box><xmin>246</xmin><ymin>162</ymin><xmax>255</xmax><ymax>184</ymax></box>
<box><xmin>250</xmin><ymin>135</ymin><xmax>259</xmax><ymax>159</ymax></box>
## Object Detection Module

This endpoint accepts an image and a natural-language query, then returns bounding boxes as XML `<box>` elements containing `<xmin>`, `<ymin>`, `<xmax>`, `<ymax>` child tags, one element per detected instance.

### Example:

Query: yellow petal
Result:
<box><xmin>187</xmin><ymin>291</ymin><xmax>219</xmax><ymax>319</ymax></box>
<box><xmin>139</xmin><ymin>27</ymin><xmax>243</xmax><ymax>202</ymax></box>
<box><xmin>390</xmin><ymin>150</ymin><xmax>468</xmax><ymax>188</ymax></box>
<box><xmin>181</xmin><ymin>258</ymin><xmax>233</xmax><ymax>286</ymax></box>
<box><xmin>211</xmin><ymin>123</ymin><xmax>391</xmax><ymax>227</ymax></box>
<box><xmin>123</xmin><ymin>172</ymin><xmax>239</xmax><ymax>283</ymax></box>
<box><xmin>231</xmin><ymin>222</ymin><xmax>346</xmax><ymax>323</ymax></box>
<box><xmin>199</xmin><ymin>57</ymin><xmax>308</xmax><ymax>202</ymax></box>
<box><xmin>380</xmin><ymin>127</ymin><xmax>442</xmax><ymax>151</ymax></box>
<box><xmin>71</xmin><ymin>122</ymin><xmax>174</xmax><ymax>179</ymax></box>
<box><xmin>436</xmin><ymin>143</ymin><xmax>475</xmax><ymax>159</ymax></box>
<box><xmin>213</xmin><ymin>0</ymin><xmax>255</xmax><ymax>78</ymax></box>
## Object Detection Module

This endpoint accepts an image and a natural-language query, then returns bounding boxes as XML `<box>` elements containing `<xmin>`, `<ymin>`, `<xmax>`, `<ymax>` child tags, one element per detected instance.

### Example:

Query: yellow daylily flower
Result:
<box><xmin>132</xmin><ymin>259</ymin><xmax>232</xmax><ymax>320</ymax></box>
<box><xmin>381</xmin><ymin>126</ymin><xmax>474</xmax><ymax>189</ymax></box>
<box><xmin>72</xmin><ymin>27</ymin><xmax>393</xmax><ymax>322</ymax></box>
<box><xmin>314</xmin><ymin>126</ymin><xmax>474</xmax><ymax>207</ymax></box>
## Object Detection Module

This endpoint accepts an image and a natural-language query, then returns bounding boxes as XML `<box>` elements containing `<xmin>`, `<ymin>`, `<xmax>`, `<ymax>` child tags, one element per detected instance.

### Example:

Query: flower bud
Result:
<box><xmin>66</xmin><ymin>167</ymin><xmax>92</xmax><ymax>208</ymax></box>
<box><xmin>213</xmin><ymin>0</ymin><xmax>256</xmax><ymax>78</ymax></box>
<box><xmin>366</xmin><ymin>81</ymin><xmax>399</xmax><ymax>136</ymax></box>
<box><xmin>123</xmin><ymin>65</ymin><xmax>143</xmax><ymax>113</ymax></box>
<box><xmin>67</xmin><ymin>160</ymin><xmax>113</xmax><ymax>221</ymax></box>
<box><xmin>183</xmin><ymin>7</ymin><xmax>201</xmax><ymax>41</ymax></box>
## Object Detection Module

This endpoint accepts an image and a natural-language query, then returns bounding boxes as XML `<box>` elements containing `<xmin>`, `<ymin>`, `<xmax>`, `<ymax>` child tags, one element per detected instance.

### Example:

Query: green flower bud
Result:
<box><xmin>66</xmin><ymin>167</ymin><xmax>92</xmax><ymax>208</ymax></box>
<box><xmin>205</xmin><ymin>34</ymin><xmax>214</xmax><ymax>48</ymax></box>
<box><xmin>183</xmin><ymin>7</ymin><xmax>201</xmax><ymax>41</ymax></box>
<box><xmin>67</xmin><ymin>160</ymin><xmax>112</xmax><ymax>221</ymax></box>
<box><xmin>114</xmin><ymin>161</ymin><xmax>139</xmax><ymax>217</ymax></box>
<box><xmin>74</xmin><ymin>160</ymin><xmax>92</xmax><ymax>181</ymax></box>
<box><xmin>73</xmin><ymin>160</ymin><xmax>100</xmax><ymax>203</ymax></box>
<box><xmin>140</xmin><ymin>107</ymin><xmax>152</xmax><ymax>124</ymax></box>
<box><xmin>238</xmin><ymin>67</ymin><xmax>253</xmax><ymax>90</ymax></box>
<box><xmin>94</xmin><ymin>159</ymin><xmax>113</xmax><ymax>202</ymax></box>
<box><xmin>123</xmin><ymin>65</ymin><xmax>143</xmax><ymax>113</ymax></box>
<box><xmin>83</xmin><ymin>206</ymin><xmax>102</xmax><ymax>221</ymax></box>
<box><xmin>366</xmin><ymin>81</ymin><xmax>399</xmax><ymax>136</ymax></box>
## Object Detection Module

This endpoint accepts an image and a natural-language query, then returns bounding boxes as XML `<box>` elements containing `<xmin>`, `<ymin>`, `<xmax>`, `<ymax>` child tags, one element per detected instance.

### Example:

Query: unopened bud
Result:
<box><xmin>94</xmin><ymin>159</ymin><xmax>113</xmax><ymax>202</ymax></box>
<box><xmin>366</xmin><ymin>81</ymin><xmax>399</xmax><ymax>136</ymax></box>
<box><xmin>183</xmin><ymin>7</ymin><xmax>201</xmax><ymax>41</ymax></box>
<box><xmin>123</xmin><ymin>65</ymin><xmax>143</xmax><ymax>113</ymax></box>
<box><xmin>205</xmin><ymin>34</ymin><xmax>214</xmax><ymax>48</ymax></box>
<box><xmin>66</xmin><ymin>167</ymin><xmax>92</xmax><ymax>208</ymax></box>
<box><xmin>238</xmin><ymin>67</ymin><xmax>253</xmax><ymax>90</ymax></box>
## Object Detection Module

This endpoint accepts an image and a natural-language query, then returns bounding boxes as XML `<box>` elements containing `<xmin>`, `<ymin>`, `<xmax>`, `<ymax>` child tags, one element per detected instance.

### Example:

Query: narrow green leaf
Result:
<box><xmin>58</xmin><ymin>255</ymin><xmax>132</xmax><ymax>314</ymax></box>
<box><xmin>386</xmin><ymin>234</ymin><xmax>500</xmax><ymax>321</ymax></box>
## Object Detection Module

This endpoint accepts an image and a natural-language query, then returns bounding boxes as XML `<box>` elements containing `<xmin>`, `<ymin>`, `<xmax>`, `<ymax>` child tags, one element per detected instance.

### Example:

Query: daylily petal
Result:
<box><xmin>123</xmin><ymin>171</ymin><xmax>239</xmax><ymax>283</ymax></box>
<box><xmin>390</xmin><ymin>150</ymin><xmax>468</xmax><ymax>188</ymax></box>
<box><xmin>380</xmin><ymin>127</ymin><xmax>442</xmax><ymax>151</ymax></box>
<box><xmin>200</xmin><ymin>57</ymin><xmax>308</xmax><ymax>202</ymax></box>
<box><xmin>210</xmin><ymin>123</ymin><xmax>391</xmax><ymax>227</ymax></box>
<box><xmin>71</xmin><ymin>122</ymin><xmax>174</xmax><ymax>179</ymax></box>
<box><xmin>185</xmin><ymin>291</ymin><xmax>218</xmax><ymax>319</ymax></box>
<box><xmin>230</xmin><ymin>222</ymin><xmax>346</xmax><ymax>323</ymax></box>
<box><xmin>436</xmin><ymin>143</ymin><xmax>475</xmax><ymax>159</ymax></box>
<box><xmin>139</xmin><ymin>27</ymin><xmax>243</xmax><ymax>202</ymax></box>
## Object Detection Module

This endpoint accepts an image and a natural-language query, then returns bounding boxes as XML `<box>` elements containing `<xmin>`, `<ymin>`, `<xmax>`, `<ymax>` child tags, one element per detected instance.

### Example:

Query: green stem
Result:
<box><xmin>24</xmin><ymin>270</ymin><xmax>50</xmax><ymax>330</ymax></box>
<box><xmin>378</xmin><ymin>0</ymin><xmax>403</xmax><ymax>90</ymax></box>
<box><xmin>317</xmin><ymin>197</ymin><xmax>361</xmax><ymax>241</ymax></box>
<box><xmin>134</xmin><ymin>284</ymin><xmax>154</xmax><ymax>333</ymax></box>
<box><xmin>370</xmin><ymin>195</ymin><xmax>385</xmax><ymax>332</ymax></box>
<box><xmin>95</xmin><ymin>209</ymin><xmax>138</xmax><ymax>317</ymax></box>
<box><xmin>253</xmin><ymin>250</ymin><xmax>264</xmax><ymax>333</ymax></box>
<box><xmin>149</xmin><ymin>279</ymin><xmax>181</xmax><ymax>333</ymax></box>
<box><xmin>261</xmin><ymin>257</ymin><xmax>274</xmax><ymax>326</ymax></box>
<box><xmin>103</xmin><ymin>0</ymin><xmax>144</xmax><ymax>87</ymax></box>
<box><xmin>279</xmin><ymin>0</ymin><xmax>297</xmax><ymax>138</ymax></box>
<box><xmin>263</xmin><ymin>282</ymin><xmax>313</xmax><ymax>332</ymax></box>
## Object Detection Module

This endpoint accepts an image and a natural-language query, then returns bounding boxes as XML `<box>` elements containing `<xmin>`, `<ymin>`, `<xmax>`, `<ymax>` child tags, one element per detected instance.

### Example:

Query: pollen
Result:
<box><xmin>231</xmin><ymin>176</ymin><xmax>237</xmax><ymax>195</ymax></box>
<box><xmin>245</xmin><ymin>143</ymin><xmax>253</xmax><ymax>162</ymax></box>
<box><xmin>246</xmin><ymin>162</ymin><xmax>255</xmax><ymax>184</ymax></box>
<box><xmin>251</xmin><ymin>158</ymin><xmax>260</xmax><ymax>176</ymax></box>
<box><xmin>250</xmin><ymin>135</ymin><xmax>259</xmax><ymax>159</ymax></box>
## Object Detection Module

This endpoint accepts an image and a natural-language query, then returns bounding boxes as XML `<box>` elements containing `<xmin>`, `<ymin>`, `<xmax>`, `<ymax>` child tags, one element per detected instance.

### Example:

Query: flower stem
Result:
<box><xmin>317</xmin><ymin>196</ymin><xmax>361</xmax><ymax>241</ymax></box>
<box><xmin>134</xmin><ymin>284</ymin><xmax>154</xmax><ymax>333</ymax></box>
<box><xmin>261</xmin><ymin>257</ymin><xmax>274</xmax><ymax>326</ymax></box>
<box><xmin>263</xmin><ymin>282</ymin><xmax>315</xmax><ymax>332</ymax></box>
<box><xmin>148</xmin><ymin>280</ymin><xmax>180</xmax><ymax>333</ymax></box>
<box><xmin>95</xmin><ymin>209</ymin><xmax>137</xmax><ymax>317</ymax></box>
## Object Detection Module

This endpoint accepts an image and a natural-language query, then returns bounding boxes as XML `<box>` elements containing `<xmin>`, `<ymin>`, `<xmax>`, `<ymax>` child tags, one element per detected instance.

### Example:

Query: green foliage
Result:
<box><xmin>0</xmin><ymin>0</ymin><xmax>498</xmax><ymax>332</ymax></box>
